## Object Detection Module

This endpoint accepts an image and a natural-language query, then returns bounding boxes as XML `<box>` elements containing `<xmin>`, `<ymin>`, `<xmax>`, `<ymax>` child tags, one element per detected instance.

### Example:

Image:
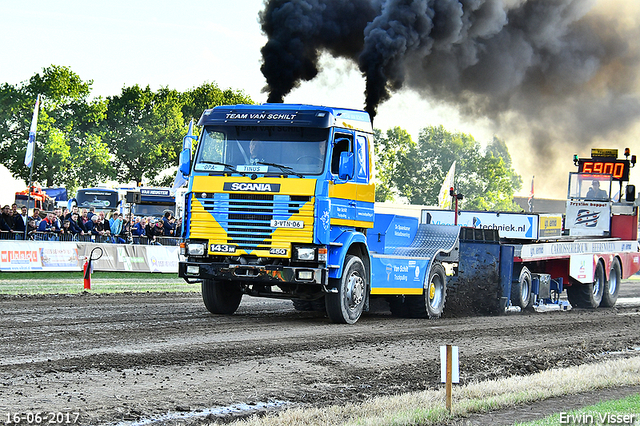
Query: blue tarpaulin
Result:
<box><xmin>43</xmin><ymin>187</ymin><xmax>68</xmax><ymax>201</ymax></box>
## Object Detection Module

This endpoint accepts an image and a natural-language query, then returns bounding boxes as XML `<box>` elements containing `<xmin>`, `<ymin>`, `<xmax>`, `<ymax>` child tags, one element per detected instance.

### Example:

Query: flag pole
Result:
<box><xmin>24</xmin><ymin>94</ymin><xmax>41</xmax><ymax>240</ymax></box>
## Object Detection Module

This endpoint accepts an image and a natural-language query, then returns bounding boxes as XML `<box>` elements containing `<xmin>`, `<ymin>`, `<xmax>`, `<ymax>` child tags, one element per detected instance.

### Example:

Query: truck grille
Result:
<box><xmin>193</xmin><ymin>192</ymin><xmax>313</xmax><ymax>252</ymax></box>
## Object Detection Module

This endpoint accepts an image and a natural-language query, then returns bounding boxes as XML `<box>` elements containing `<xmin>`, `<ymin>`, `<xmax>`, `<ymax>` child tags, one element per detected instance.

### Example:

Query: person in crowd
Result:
<box><xmin>109</xmin><ymin>212</ymin><xmax>126</xmax><ymax>244</ymax></box>
<box><xmin>87</xmin><ymin>206</ymin><xmax>96</xmax><ymax>221</ymax></box>
<box><xmin>26</xmin><ymin>219</ymin><xmax>37</xmax><ymax>238</ymax></box>
<box><xmin>80</xmin><ymin>209</ymin><xmax>90</xmax><ymax>229</ymax></box>
<box><xmin>97</xmin><ymin>211</ymin><xmax>112</xmax><ymax>240</ymax></box>
<box><xmin>13</xmin><ymin>205</ymin><xmax>28</xmax><ymax>235</ymax></box>
<box><xmin>0</xmin><ymin>210</ymin><xmax>12</xmax><ymax>235</ymax></box>
<box><xmin>2</xmin><ymin>205</ymin><xmax>15</xmax><ymax>230</ymax></box>
<box><xmin>121</xmin><ymin>213</ymin><xmax>132</xmax><ymax>243</ymax></box>
<box><xmin>30</xmin><ymin>207</ymin><xmax>42</xmax><ymax>227</ymax></box>
<box><xmin>147</xmin><ymin>219</ymin><xmax>164</xmax><ymax>245</ymax></box>
<box><xmin>85</xmin><ymin>215</ymin><xmax>107</xmax><ymax>239</ymax></box>
<box><xmin>37</xmin><ymin>212</ymin><xmax>60</xmax><ymax>233</ymax></box>
<box><xmin>65</xmin><ymin>206</ymin><xmax>78</xmax><ymax>220</ymax></box>
<box><xmin>11</xmin><ymin>203</ymin><xmax>18</xmax><ymax>218</ymax></box>
<box><xmin>52</xmin><ymin>207</ymin><xmax>63</xmax><ymax>229</ymax></box>
<box><xmin>162</xmin><ymin>211</ymin><xmax>175</xmax><ymax>236</ymax></box>
<box><xmin>59</xmin><ymin>220</ymin><xmax>72</xmax><ymax>239</ymax></box>
<box><xmin>144</xmin><ymin>218</ymin><xmax>155</xmax><ymax>241</ymax></box>
<box><xmin>68</xmin><ymin>212</ymin><xmax>85</xmax><ymax>235</ymax></box>
<box><xmin>132</xmin><ymin>216</ymin><xmax>145</xmax><ymax>243</ymax></box>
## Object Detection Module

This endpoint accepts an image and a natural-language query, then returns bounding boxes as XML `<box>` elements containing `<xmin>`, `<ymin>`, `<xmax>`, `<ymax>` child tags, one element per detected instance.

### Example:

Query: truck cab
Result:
<box><xmin>178</xmin><ymin>104</ymin><xmax>375</xmax><ymax>323</ymax></box>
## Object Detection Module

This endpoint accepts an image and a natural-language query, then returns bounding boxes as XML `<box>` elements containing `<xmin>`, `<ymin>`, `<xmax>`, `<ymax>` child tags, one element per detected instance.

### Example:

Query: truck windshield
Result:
<box><xmin>76</xmin><ymin>189</ymin><xmax>119</xmax><ymax>211</ymax></box>
<box><xmin>568</xmin><ymin>173</ymin><xmax>613</xmax><ymax>201</ymax></box>
<box><xmin>195</xmin><ymin>126</ymin><xmax>329</xmax><ymax>175</ymax></box>
<box><xmin>134</xmin><ymin>204</ymin><xmax>174</xmax><ymax>218</ymax></box>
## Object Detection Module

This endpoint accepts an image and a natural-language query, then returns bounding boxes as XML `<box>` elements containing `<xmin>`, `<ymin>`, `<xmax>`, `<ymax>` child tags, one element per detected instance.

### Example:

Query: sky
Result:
<box><xmin>1</xmin><ymin>0</ymin><xmax>638</xmax><ymax>206</ymax></box>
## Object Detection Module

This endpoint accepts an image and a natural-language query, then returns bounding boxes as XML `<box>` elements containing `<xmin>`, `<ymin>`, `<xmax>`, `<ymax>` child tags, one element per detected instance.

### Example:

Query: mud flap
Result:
<box><xmin>445</xmin><ymin>228</ymin><xmax>511</xmax><ymax>316</ymax></box>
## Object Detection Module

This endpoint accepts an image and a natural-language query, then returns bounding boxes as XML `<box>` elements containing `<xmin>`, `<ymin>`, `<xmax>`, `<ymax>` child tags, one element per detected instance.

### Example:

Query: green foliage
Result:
<box><xmin>0</xmin><ymin>65</ymin><xmax>114</xmax><ymax>192</ymax></box>
<box><xmin>374</xmin><ymin>125</ymin><xmax>522</xmax><ymax>211</ymax></box>
<box><xmin>0</xmin><ymin>66</ymin><xmax>252</xmax><ymax>193</ymax></box>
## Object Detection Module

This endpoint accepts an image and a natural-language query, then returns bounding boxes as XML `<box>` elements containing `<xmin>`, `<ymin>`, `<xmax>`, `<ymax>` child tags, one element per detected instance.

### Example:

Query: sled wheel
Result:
<box><xmin>511</xmin><ymin>266</ymin><xmax>533</xmax><ymax>310</ymax></box>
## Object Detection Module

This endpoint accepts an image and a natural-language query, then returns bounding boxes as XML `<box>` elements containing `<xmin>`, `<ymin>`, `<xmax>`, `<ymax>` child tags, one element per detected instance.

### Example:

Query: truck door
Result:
<box><xmin>329</xmin><ymin>134</ymin><xmax>356</xmax><ymax>224</ymax></box>
<box><xmin>354</xmin><ymin>134</ymin><xmax>374</xmax><ymax>227</ymax></box>
<box><xmin>328</xmin><ymin>132</ymin><xmax>374</xmax><ymax>228</ymax></box>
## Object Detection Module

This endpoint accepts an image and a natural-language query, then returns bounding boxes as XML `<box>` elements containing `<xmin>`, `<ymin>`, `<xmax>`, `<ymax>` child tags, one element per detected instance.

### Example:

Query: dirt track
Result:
<box><xmin>2</xmin><ymin>281</ymin><xmax>640</xmax><ymax>425</ymax></box>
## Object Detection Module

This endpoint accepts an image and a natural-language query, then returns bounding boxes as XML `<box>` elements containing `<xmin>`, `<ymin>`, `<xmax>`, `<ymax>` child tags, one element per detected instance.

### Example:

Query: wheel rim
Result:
<box><xmin>429</xmin><ymin>274</ymin><xmax>443</xmax><ymax>309</ymax></box>
<box><xmin>346</xmin><ymin>273</ymin><xmax>365</xmax><ymax>310</ymax></box>
<box><xmin>593</xmin><ymin>265</ymin><xmax>603</xmax><ymax>296</ymax></box>
<box><xmin>521</xmin><ymin>275</ymin><xmax>530</xmax><ymax>304</ymax></box>
<box><xmin>609</xmin><ymin>264</ymin><xmax>619</xmax><ymax>296</ymax></box>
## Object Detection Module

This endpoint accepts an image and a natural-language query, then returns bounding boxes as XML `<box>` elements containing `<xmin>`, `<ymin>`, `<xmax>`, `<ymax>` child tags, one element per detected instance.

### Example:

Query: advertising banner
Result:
<box><xmin>565</xmin><ymin>200</ymin><xmax>611</xmax><ymax>236</ymax></box>
<box><xmin>1</xmin><ymin>241</ymin><xmax>179</xmax><ymax>273</ymax></box>
<box><xmin>0</xmin><ymin>241</ymin><xmax>80</xmax><ymax>271</ymax></box>
<box><xmin>421</xmin><ymin>209</ymin><xmax>539</xmax><ymax>240</ymax></box>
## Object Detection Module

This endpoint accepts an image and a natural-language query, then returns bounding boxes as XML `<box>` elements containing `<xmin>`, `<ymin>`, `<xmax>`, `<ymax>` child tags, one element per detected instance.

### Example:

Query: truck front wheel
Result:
<box><xmin>201</xmin><ymin>279</ymin><xmax>243</xmax><ymax>315</ymax></box>
<box><xmin>326</xmin><ymin>255</ymin><xmax>367</xmax><ymax>324</ymax></box>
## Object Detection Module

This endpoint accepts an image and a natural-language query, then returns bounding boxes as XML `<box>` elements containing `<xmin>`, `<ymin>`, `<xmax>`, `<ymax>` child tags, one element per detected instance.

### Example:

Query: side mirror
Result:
<box><xmin>178</xmin><ymin>148</ymin><xmax>191</xmax><ymax>176</ymax></box>
<box><xmin>626</xmin><ymin>184</ymin><xmax>636</xmax><ymax>202</ymax></box>
<box><xmin>338</xmin><ymin>152</ymin><xmax>354</xmax><ymax>180</ymax></box>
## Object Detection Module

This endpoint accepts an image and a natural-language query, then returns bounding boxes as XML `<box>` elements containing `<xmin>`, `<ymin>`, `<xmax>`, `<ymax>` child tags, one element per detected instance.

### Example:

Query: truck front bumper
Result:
<box><xmin>179</xmin><ymin>261</ymin><xmax>326</xmax><ymax>285</ymax></box>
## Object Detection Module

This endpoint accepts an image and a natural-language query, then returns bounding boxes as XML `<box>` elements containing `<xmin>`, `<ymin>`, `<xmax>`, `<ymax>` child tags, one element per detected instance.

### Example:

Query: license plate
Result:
<box><xmin>270</xmin><ymin>220</ymin><xmax>304</xmax><ymax>229</ymax></box>
<box><xmin>210</xmin><ymin>244</ymin><xmax>236</xmax><ymax>253</ymax></box>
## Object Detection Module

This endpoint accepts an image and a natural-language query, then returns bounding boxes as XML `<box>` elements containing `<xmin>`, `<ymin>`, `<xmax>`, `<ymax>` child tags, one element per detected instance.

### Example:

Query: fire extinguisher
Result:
<box><xmin>83</xmin><ymin>247</ymin><xmax>103</xmax><ymax>290</ymax></box>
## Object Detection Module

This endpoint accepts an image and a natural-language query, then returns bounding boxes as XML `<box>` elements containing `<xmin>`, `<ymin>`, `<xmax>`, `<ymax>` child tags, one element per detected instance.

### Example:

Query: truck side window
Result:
<box><xmin>331</xmin><ymin>136</ymin><xmax>352</xmax><ymax>175</ymax></box>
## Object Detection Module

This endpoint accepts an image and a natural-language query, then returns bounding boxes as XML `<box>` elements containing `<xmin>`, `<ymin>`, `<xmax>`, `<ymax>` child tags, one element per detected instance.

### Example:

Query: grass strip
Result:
<box><xmin>514</xmin><ymin>393</ymin><xmax>640</xmax><ymax>425</ymax></box>
<box><xmin>210</xmin><ymin>356</ymin><xmax>640</xmax><ymax>426</ymax></box>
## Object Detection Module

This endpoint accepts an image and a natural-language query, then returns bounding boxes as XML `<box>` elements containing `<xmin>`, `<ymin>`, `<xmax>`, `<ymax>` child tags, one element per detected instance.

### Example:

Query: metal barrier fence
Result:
<box><xmin>0</xmin><ymin>231</ymin><xmax>181</xmax><ymax>246</ymax></box>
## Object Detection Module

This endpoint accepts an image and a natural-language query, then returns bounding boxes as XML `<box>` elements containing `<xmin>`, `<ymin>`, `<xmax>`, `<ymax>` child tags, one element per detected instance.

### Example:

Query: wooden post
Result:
<box><xmin>446</xmin><ymin>344</ymin><xmax>452</xmax><ymax>412</ymax></box>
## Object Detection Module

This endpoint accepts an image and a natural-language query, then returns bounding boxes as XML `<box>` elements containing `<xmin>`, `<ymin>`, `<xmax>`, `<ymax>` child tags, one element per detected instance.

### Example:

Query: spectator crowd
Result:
<box><xmin>0</xmin><ymin>203</ymin><xmax>181</xmax><ymax>245</ymax></box>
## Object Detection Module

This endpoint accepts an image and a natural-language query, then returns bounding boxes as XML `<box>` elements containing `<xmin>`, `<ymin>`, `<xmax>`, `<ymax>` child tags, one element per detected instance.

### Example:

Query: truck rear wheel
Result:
<box><xmin>566</xmin><ymin>261</ymin><xmax>605</xmax><ymax>309</ymax></box>
<box><xmin>201</xmin><ymin>279</ymin><xmax>243</xmax><ymax>315</ymax></box>
<box><xmin>601</xmin><ymin>258</ymin><xmax>621</xmax><ymax>307</ymax></box>
<box><xmin>405</xmin><ymin>262</ymin><xmax>446</xmax><ymax>318</ymax></box>
<box><xmin>511</xmin><ymin>266</ymin><xmax>533</xmax><ymax>310</ymax></box>
<box><xmin>326</xmin><ymin>255</ymin><xmax>367</xmax><ymax>324</ymax></box>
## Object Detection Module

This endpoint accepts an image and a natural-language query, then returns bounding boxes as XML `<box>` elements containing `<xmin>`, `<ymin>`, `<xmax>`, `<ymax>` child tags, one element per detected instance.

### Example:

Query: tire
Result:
<box><xmin>326</xmin><ymin>255</ymin><xmax>367</xmax><ymax>324</ymax></box>
<box><xmin>566</xmin><ymin>261</ymin><xmax>605</xmax><ymax>309</ymax></box>
<box><xmin>201</xmin><ymin>279</ymin><xmax>243</xmax><ymax>315</ymax></box>
<box><xmin>405</xmin><ymin>262</ymin><xmax>446</xmax><ymax>318</ymax></box>
<box><xmin>511</xmin><ymin>266</ymin><xmax>533</xmax><ymax>310</ymax></box>
<box><xmin>601</xmin><ymin>258</ymin><xmax>621</xmax><ymax>307</ymax></box>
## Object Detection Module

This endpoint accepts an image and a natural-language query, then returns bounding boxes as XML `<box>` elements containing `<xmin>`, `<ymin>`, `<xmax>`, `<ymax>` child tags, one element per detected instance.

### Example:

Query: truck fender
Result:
<box><xmin>327</xmin><ymin>230</ymin><xmax>371</xmax><ymax>282</ymax></box>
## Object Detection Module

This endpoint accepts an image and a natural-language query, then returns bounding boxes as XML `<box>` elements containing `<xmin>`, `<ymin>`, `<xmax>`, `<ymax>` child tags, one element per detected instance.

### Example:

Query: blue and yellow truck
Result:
<box><xmin>176</xmin><ymin>104</ymin><xmax>516</xmax><ymax>323</ymax></box>
<box><xmin>177</xmin><ymin>104</ymin><xmax>640</xmax><ymax>323</ymax></box>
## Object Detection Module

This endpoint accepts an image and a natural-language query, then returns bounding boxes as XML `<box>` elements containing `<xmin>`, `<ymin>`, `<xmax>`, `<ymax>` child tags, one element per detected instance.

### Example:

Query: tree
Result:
<box><xmin>373</xmin><ymin>127</ymin><xmax>415</xmax><ymax>202</ymax></box>
<box><xmin>180</xmin><ymin>82</ymin><xmax>253</xmax><ymax>124</ymax></box>
<box><xmin>0</xmin><ymin>66</ymin><xmax>114</xmax><ymax>192</ymax></box>
<box><xmin>103</xmin><ymin>85</ymin><xmax>184</xmax><ymax>185</ymax></box>
<box><xmin>376</xmin><ymin>125</ymin><xmax>522</xmax><ymax>210</ymax></box>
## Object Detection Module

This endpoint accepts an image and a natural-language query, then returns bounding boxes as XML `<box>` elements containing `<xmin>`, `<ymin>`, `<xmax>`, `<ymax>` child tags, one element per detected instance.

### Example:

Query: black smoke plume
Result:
<box><xmin>260</xmin><ymin>0</ymin><xmax>640</xmax><ymax>150</ymax></box>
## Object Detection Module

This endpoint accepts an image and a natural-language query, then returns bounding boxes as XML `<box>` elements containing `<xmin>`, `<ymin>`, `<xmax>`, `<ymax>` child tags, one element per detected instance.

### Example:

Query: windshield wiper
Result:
<box><xmin>199</xmin><ymin>161</ymin><xmax>246</xmax><ymax>176</ymax></box>
<box><xmin>257</xmin><ymin>162</ymin><xmax>303</xmax><ymax>178</ymax></box>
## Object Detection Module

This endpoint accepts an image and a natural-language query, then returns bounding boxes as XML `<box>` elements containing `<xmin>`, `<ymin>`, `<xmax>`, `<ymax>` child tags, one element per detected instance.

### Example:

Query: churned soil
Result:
<box><xmin>1</xmin><ymin>281</ymin><xmax>640</xmax><ymax>425</ymax></box>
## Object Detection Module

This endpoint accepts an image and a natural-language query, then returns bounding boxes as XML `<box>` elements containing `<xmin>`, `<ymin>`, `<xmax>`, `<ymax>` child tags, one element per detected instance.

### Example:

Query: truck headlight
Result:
<box><xmin>188</xmin><ymin>243</ymin><xmax>206</xmax><ymax>256</ymax></box>
<box><xmin>295</xmin><ymin>247</ymin><xmax>315</xmax><ymax>261</ymax></box>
